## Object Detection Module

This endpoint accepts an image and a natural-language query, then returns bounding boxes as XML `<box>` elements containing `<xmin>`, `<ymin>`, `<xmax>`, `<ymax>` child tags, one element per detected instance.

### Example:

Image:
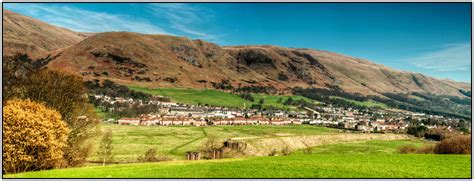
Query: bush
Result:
<box><xmin>303</xmin><ymin>147</ymin><xmax>313</xmax><ymax>155</ymax></box>
<box><xmin>268</xmin><ymin>148</ymin><xmax>277</xmax><ymax>156</ymax></box>
<box><xmin>435</xmin><ymin>135</ymin><xmax>471</xmax><ymax>154</ymax></box>
<box><xmin>3</xmin><ymin>99</ymin><xmax>70</xmax><ymax>173</ymax></box>
<box><xmin>398</xmin><ymin>145</ymin><xmax>418</xmax><ymax>154</ymax></box>
<box><xmin>281</xmin><ymin>146</ymin><xmax>292</xmax><ymax>156</ymax></box>
<box><xmin>416</xmin><ymin>145</ymin><xmax>435</xmax><ymax>154</ymax></box>
<box><xmin>407</xmin><ymin>125</ymin><xmax>428</xmax><ymax>137</ymax></box>
<box><xmin>239</xmin><ymin>93</ymin><xmax>254</xmax><ymax>102</ymax></box>
<box><xmin>137</xmin><ymin>149</ymin><xmax>172</xmax><ymax>162</ymax></box>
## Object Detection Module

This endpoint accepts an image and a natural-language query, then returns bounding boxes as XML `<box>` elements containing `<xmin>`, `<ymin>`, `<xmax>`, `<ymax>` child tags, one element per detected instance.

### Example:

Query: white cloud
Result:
<box><xmin>148</xmin><ymin>3</ymin><xmax>225</xmax><ymax>43</ymax></box>
<box><xmin>410</xmin><ymin>43</ymin><xmax>471</xmax><ymax>72</ymax></box>
<box><xmin>4</xmin><ymin>3</ymin><xmax>170</xmax><ymax>35</ymax></box>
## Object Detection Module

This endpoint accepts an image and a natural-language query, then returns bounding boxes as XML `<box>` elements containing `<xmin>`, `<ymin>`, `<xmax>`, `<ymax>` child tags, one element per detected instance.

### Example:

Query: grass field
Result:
<box><xmin>305</xmin><ymin>139</ymin><xmax>433</xmax><ymax>154</ymax></box>
<box><xmin>6</xmin><ymin>140</ymin><xmax>470</xmax><ymax>178</ymax></box>
<box><xmin>330</xmin><ymin>96</ymin><xmax>388</xmax><ymax>109</ymax></box>
<box><xmin>89</xmin><ymin>124</ymin><xmax>339</xmax><ymax>161</ymax></box>
<box><xmin>128</xmin><ymin>86</ymin><xmax>318</xmax><ymax>110</ymax></box>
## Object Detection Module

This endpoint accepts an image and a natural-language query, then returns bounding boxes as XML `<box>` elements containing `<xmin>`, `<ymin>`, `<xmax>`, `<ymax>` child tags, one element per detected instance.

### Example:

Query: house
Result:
<box><xmin>270</xmin><ymin>118</ymin><xmax>292</xmax><ymax>125</ymax></box>
<box><xmin>191</xmin><ymin>118</ymin><xmax>207</xmax><ymax>126</ymax></box>
<box><xmin>118</xmin><ymin>118</ymin><xmax>141</xmax><ymax>125</ymax></box>
<box><xmin>170</xmin><ymin>107</ymin><xmax>205</xmax><ymax>117</ymax></box>
<box><xmin>232</xmin><ymin>117</ymin><xmax>248</xmax><ymax>125</ymax></box>
<box><xmin>291</xmin><ymin>119</ymin><xmax>303</xmax><ymax>125</ymax></box>
<box><xmin>139</xmin><ymin>117</ymin><xmax>160</xmax><ymax>126</ymax></box>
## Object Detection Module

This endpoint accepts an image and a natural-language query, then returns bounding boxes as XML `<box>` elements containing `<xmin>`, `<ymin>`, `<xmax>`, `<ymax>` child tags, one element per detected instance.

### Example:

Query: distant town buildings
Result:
<box><xmin>94</xmin><ymin>94</ymin><xmax>470</xmax><ymax>133</ymax></box>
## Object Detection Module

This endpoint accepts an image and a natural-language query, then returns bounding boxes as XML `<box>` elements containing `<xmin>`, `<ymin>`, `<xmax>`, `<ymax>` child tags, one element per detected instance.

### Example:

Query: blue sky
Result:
<box><xmin>4</xmin><ymin>3</ymin><xmax>472</xmax><ymax>83</ymax></box>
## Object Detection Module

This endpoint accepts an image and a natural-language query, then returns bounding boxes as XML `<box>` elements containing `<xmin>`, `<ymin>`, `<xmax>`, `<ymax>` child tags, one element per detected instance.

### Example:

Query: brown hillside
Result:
<box><xmin>2</xmin><ymin>9</ymin><xmax>89</xmax><ymax>58</ymax></box>
<box><xmin>47</xmin><ymin>32</ymin><xmax>469</xmax><ymax>97</ymax></box>
<box><xmin>2</xmin><ymin>9</ymin><xmax>470</xmax><ymax>98</ymax></box>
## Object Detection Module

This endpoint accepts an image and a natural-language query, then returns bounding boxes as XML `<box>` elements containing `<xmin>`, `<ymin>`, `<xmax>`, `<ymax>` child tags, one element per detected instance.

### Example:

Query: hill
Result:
<box><xmin>43</xmin><ymin>32</ymin><xmax>470</xmax><ymax>97</ymax></box>
<box><xmin>2</xmin><ymin>9</ymin><xmax>471</xmax><ymax>117</ymax></box>
<box><xmin>2</xmin><ymin>9</ymin><xmax>90</xmax><ymax>58</ymax></box>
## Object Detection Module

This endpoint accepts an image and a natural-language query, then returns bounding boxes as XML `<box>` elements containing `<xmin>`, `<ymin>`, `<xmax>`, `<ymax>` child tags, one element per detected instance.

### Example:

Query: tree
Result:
<box><xmin>3</xmin><ymin>99</ymin><xmax>70</xmax><ymax>173</ymax></box>
<box><xmin>97</xmin><ymin>129</ymin><xmax>114</xmax><ymax>166</ymax></box>
<box><xmin>277</xmin><ymin>97</ymin><xmax>282</xmax><ymax>103</ymax></box>
<box><xmin>3</xmin><ymin>54</ymin><xmax>100</xmax><ymax>167</ymax></box>
<box><xmin>283</xmin><ymin>97</ymin><xmax>294</xmax><ymax>105</ymax></box>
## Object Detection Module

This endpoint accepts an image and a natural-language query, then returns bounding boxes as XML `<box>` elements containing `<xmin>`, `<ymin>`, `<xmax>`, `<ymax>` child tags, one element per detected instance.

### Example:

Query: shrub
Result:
<box><xmin>268</xmin><ymin>148</ymin><xmax>277</xmax><ymax>156</ymax></box>
<box><xmin>239</xmin><ymin>93</ymin><xmax>254</xmax><ymax>102</ymax></box>
<box><xmin>137</xmin><ymin>149</ymin><xmax>172</xmax><ymax>162</ymax></box>
<box><xmin>303</xmin><ymin>147</ymin><xmax>313</xmax><ymax>155</ymax></box>
<box><xmin>398</xmin><ymin>145</ymin><xmax>417</xmax><ymax>154</ymax></box>
<box><xmin>281</xmin><ymin>146</ymin><xmax>292</xmax><ymax>156</ymax></box>
<box><xmin>3</xmin><ymin>99</ymin><xmax>70</xmax><ymax>173</ymax></box>
<box><xmin>435</xmin><ymin>135</ymin><xmax>471</xmax><ymax>154</ymax></box>
<box><xmin>416</xmin><ymin>145</ymin><xmax>435</xmax><ymax>154</ymax></box>
<box><xmin>407</xmin><ymin>125</ymin><xmax>428</xmax><ymax>137</ymax></box>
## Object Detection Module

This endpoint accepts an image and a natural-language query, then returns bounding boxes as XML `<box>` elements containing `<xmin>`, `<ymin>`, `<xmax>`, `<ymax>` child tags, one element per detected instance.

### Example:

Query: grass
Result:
<box><xmin>90</xmin><ymin>124</ymin><xmax>338</xmax><ymax>162</ymax></box>
<box><xmin>6</xmin><ymin>140</ymin><xmax>470</xmax><ymax>178</ymax></box>
<box><xmin>129</xmin><ymin>86</ymin><xmax>319</xmax><ymax>110</ymax></box>
<box><xmin>251</xmin><ymin>94</ymin><xmax>320</xmax><ymax>110</ymax></box>
<box><xmin>129</xmin><ymin>86</ymin><xmax>252</xmax><ymax>108</ymax></box>
<box><xmin>330</xmin><ymin>96</ymin><xmax>388</xmax><ymax>109</ymax></box>
<box><xmin>303</xmin><ymin>139</ymin><xmax>434</xmax><ymax>154</ymax></box>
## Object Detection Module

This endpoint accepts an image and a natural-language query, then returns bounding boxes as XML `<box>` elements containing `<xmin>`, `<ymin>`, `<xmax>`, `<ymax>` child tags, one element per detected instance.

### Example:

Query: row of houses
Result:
<box><xmin>118</xmin><ymin>115</ymin><xmax>304</xmax><ymax>126</ymax></box>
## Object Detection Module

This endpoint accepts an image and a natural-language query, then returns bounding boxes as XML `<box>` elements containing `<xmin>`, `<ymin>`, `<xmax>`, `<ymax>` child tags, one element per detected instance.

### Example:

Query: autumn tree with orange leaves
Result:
<box><xmin>3</xmin><ymin>99</ymin><xmax>70</xmax><ymax>174</ymax></box>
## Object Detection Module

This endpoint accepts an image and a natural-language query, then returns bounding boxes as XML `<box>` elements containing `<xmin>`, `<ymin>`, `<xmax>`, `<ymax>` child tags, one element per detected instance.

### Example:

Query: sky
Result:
<box><xmin>4</xmin><ymin>3</ymin><xmax>472</xmax><ymax>83</ymax></box>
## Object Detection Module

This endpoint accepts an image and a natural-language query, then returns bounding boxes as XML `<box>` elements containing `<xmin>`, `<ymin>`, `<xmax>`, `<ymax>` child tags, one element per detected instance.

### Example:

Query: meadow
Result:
<box><xmin>88</xmin><ymin>123</ymin><xmax>339</xmax><ymax>161</ymax></box>
<box><xmin>6</xmin><ymin>139</ymin><xmax>470</xmax><ymax>178</ymax></box>
<box><xmin>128</xmin><ymin>86</ymin><xmax>319</xmax><ymax>110</ymax></box>
<box><xmin>330</xmin><ymin>96</ymin><xmax>388</xmax><ymax>109</ymax></box>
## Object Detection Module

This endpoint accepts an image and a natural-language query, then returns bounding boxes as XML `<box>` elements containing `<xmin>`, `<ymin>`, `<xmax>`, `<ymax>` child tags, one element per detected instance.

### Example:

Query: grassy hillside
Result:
<box><xmin>6</xmin><ymin>140</ymin><xmax>470</xmax><ymax>178</ymax></box>
<box><xmin>330</xmin><ymin>96</ymin><xmax>388</xmax><ymax>109</ymax></box>
<box><xmin>128</xmin><ymin>86</ymin><xmax>318</xmax><ymax>110</ymax></box>
<box><xmin>89</xmin><ymin>124</ymin><xmax>339</xmax><ymax>161</ymax></box>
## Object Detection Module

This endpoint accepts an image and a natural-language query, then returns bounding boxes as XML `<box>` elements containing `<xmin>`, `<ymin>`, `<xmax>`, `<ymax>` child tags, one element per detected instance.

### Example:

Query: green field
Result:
<box><xmin>330</xmin><ymin>96</ymin><xmax>388</xmax><ymax>109</ymax></box>
<box><xmin>6</xmin><ymin>139</ymin><xmax>470</xmax><ymax>178</ymax></box>
<box><xmin>89</xmin><ymin>124</ymin><xmax>339</xmax><ymax>161</ymax></box>
<box><xmin>306</xmin><ymin>139</ymin><xmax>432</xmax><ymax>154</ymax></box>
<box><xmin>128</xmin><ymin>86</ymin><xmax>318</xmax><ymax>110</ymax></box>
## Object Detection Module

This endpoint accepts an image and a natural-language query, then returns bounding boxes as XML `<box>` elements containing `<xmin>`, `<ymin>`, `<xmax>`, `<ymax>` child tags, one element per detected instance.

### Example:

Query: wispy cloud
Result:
<box><xmin>4</xmin><ymin>3</ymin><xmax>170</xmax><ymax>34</ymax></box>
<box><xmin>148</xmin><ymin>3</ymin><xmax>225</xmax><ymax>43</ymax></box>
<box><xmin>410</xmin><ymin>43</ymin><xmax>471</xmax><ymax>72</ymax></box>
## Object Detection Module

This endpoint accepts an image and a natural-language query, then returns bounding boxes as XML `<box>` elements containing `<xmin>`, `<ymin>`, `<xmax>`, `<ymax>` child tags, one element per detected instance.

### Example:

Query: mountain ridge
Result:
<box><xmin>2</xmin><ymin>9</ymin><xmax>470</xmax><ymax>99</ymax></box>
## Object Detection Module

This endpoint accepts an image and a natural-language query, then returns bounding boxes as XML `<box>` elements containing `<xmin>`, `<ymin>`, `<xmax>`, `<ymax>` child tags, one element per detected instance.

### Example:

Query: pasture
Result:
<box><xmin>6</xmin><ymin>139</ymin><xmax>470</xmax><ymax>178</ymax></box>
<box><xmin>88</xmin><ymin>124</ymin><xmax>339</xmax><ymax>161</ymax></box>
<box><xmin>128</xmin><ymin>86</ymin><xmax>318</xmax><ymax>110</ymax></box>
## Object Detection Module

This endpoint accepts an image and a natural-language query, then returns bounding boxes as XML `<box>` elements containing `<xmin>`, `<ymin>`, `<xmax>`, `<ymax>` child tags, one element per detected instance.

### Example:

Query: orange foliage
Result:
<box><xmin>3</xmin><ymin>99</ymin><xmax>70</xmax><ymax>173</ymax></box>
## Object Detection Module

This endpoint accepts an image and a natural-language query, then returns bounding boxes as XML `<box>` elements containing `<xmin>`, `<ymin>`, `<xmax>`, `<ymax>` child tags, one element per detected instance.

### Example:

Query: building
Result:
<box><xmin>118</xmin><ymin>118</ymin><xmax>141</xmax><ymax>125</ymax></box>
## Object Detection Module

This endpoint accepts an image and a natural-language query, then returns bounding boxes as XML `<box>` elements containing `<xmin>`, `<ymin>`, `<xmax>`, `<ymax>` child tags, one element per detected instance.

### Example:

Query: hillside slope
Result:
<box><xmin>46</xmin><ymin>32</ymin><xmax>470</xmax><ymax>98</ymax></box>
<box><xmin>2</xmin><ymin>9</ymin><xmax>470</xmax><ymax>99</ymax></box>
<box><xmin>2</xmin><ymin>9</ymin><xmax>89</xmax><ymax>58</ymax></box>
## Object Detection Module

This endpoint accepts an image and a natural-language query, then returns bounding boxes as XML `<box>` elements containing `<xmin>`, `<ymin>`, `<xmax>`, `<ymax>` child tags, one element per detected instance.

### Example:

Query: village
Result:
<box><xmin>95</xmin><ymin>94</ymin><xmax>466</xmax><ymax>133</ymax></box>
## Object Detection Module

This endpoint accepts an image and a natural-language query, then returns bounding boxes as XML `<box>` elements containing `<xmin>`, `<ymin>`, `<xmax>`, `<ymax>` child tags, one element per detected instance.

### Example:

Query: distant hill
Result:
<box><xmin>2</xmin><ymin>9</ymin><xmax>90</xmax><ymax>59</ymax></box>
<box><xmin>3</xmin><ymin>9</ymin><xmax>471</xmax><ymax>100</ymax></box>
